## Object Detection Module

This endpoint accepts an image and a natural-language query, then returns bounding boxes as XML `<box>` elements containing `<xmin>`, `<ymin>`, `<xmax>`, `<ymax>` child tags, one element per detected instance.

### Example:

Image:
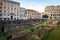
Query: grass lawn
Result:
<box><xmin>42</xmin><ymin>25</ymin><xmax>60</xmax><ymax>40</ymax></box>
<box><xmin>32</xmin><ymin>38</ymin><xmax>37</xmax><ymax>40</ymax></box>
<box><xmin>32</xmin><ymin>21</ymin><xmax>50</xmax><ymax>29</ymax></box>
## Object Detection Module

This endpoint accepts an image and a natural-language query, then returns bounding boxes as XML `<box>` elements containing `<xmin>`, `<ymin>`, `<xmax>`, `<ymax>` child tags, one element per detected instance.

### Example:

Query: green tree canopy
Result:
<box><xmin>42</xmin><ymin>14</ymin><xmax>48</xmax><ymax>18</ymax></box>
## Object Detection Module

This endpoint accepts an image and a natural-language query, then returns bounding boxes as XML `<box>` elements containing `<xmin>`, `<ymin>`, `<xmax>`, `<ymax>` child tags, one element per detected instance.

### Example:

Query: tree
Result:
<box><xmin>42</xmin><ymin>14</ymin><xmax>48</xmax><ymax>18</ymax></box>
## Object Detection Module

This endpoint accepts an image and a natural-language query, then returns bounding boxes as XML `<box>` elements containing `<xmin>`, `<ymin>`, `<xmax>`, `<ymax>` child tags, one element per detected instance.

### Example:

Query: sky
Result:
<box><xmin>12</xmin><ymin>0</ymin><xmax>60</xmax><ymax>12</ymax></box>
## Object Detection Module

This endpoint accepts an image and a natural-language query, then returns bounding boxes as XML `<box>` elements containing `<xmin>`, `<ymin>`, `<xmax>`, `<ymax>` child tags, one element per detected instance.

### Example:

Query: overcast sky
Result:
<box><xmin>12</xmin><ymin>0</ymin><xmax>60</xmax><ymax>12</ymax></box>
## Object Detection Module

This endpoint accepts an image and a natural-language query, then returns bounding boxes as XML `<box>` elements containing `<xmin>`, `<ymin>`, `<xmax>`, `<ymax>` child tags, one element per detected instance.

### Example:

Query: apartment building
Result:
<box><xmin>20</xmin><ymin>7</ymin><xmax>27</xmax><ymax>20</ymax></box>
<box><xmin>0</xmin><ymin>0</ymin><xmax>20</xmax><ymax>20</ymax></box>
<box><xmin>25</xmin><ymin>9</ymin><xmax>41</xmax><ymax>19</ymax></box>
<box><xmin>36</xmin><ymin>12</ymin><xmax>41</xmax><ymax>19</ymax></box>
<box><xmin>43</xmin><ymin>6</ymin><xmax>60</xmax><ymax>20</ymax></box>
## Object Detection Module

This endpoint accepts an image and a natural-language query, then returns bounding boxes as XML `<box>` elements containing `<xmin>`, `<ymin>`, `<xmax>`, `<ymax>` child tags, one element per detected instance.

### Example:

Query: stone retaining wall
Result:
<box><xmin>4</xmin><ymin>25</ymin><xmax>28</xmax><ymax>32</ymax></box>
<box><xmin>11</xmin><ymin>32</ymin><xmax>32</xmax><ymax>40</ymax></box>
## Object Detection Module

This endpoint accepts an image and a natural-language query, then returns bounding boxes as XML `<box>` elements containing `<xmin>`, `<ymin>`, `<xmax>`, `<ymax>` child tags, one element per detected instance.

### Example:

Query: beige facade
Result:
<box><xmin>0</xmin><ymin>0</ymin><xmax>4</xmax><ymax>19</ymax></box>
<box><xmin>0</xmin><ymin>0</ymin><xmax>20</xmax><ymax>20</ymax></box>
<box><xmin>36</xmin><ymin>12</ymin><xmax>41</xmax><ymax>19</ymax></box>
<box><xmin>25</xmin><ymin>9</ymin><xmax>41</xmax><ymax>19</ymax></box>
<box><xmin>43</xmin><ymin>6</ymin><xmax>60</xmax><ymax>20</ymax></box>
<box><xmin>20</xmin><ymin>7</ymin><xmax>27</xmax><ymax>20</ymax></box>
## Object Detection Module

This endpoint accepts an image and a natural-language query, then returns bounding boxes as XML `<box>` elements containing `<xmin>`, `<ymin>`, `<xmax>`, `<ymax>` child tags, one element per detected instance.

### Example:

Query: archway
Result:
<box><xmin>11</xmin><ymin>16</ymin><xmax>13</xmax><ymax>20</ymax></box>
<box><xmin>10</xmin><ymin>13</ymin><xmax>15</xmax><ymax>20</ymax></box>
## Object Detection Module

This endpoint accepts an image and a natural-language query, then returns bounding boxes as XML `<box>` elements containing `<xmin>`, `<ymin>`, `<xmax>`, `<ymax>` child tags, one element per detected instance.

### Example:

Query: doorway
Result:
<box><xmin>11</xmin><ymin>16</ymin><xmax>13</xmax><ymax>20</ymax></box>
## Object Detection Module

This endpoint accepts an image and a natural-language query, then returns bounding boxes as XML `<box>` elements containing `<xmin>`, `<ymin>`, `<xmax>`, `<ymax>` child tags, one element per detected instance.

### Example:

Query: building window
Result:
<box><xmin>4</xmin><ymin>13</ymin><xmax>6</xmax><ymax>16</ymax></box>
<box><xmin>8</xmin><ymin>7</ymin><xmax>9</xmax><ymax>9</ymax></box>
<box><xmin>17</xmin><ymin>12</ymin><xmax>19</xmax><ymax>13</ymax></box>
<box><xmin>0</xmin><ymin>3</ymin><xmax>2</xmax><ymax>5</ymax></box>
<box><xmin>4</xmin><ymin>10</ymin><xmax>6</xmax><ymax>13</ymax></box>
<box><xmin>53</xmin><ymin>8</ymin><xmax>54</xmax><ymax>9</ymax></box>
<box><xmin>53</xmin><ymin>14</ymin><xmax>54</xmax><ymax>16</ymax></box>
<box><xmin>14</xmin><ymin>18</ymin><xmax>16</xmax><ymax>20</ymax></box>
<box><xmin>0</xmin><ymin>18</ymin><xmax>2</xmax><ymax>20</ymax></box>
<box><xmin>55</xmin><ymin>12</ymin><xmax>56</xmax><ymax>13</ymax></box>
<box><xmin>14</xmin><ymin>8</ymin><xmax>16</xmax><ymax>10</ymax></box>
<box><xmin>17</xmin><ymin>18</ymin><xmax>19</xmax><ymax>20</ymax></box>
<box><xmin>0</xmin><ymin>14</ymin><xmax>2</xmax><ymax>16</ymax></box>
<box><xmin>11</xmin><ymin>8</ymin><xmax>13</xmax><ymax>10</ymax></box>
<box><xmin>0</xmin><ymin>7</ymin><xmax>2</xmax><ymax>9</ymax></box>
<box><xmin>54</xmin><ymin>17</ymin><xmax>56</xmax><ymax>18</ymax></box>
<box><xmin>8</xmin><ymin>11</ymin><xmax>9</xmax><ymax>13</ymax></box>
<box><xmin>4</xmin><ymin>2</ymin><xmax>6</xmax><ymax>6</ymax></box>
<box><xmin>0</xmin><ymin>10</ymin><xmax>2</xmax><ymax>12</ymax></box>
<box><xmin>8</xmin><ymin>18</ymin><xmax>9</xmax><ymax>20</ymax></box>
<box><xmin>51</xmin><ymin>11</ymin><xmax>52</xmax><ymax>13</ymax></box>
<box><xmin>4</xmin><ymin>18</ymin><xmax>6</xmax><ymax>20</ymax></box>
<box><xmin>50</xmin><ymin>17</ymin><xmax>52</xmax><ymax>18</ymax></box>
<box><xmin>55</xmin><ymin>14</ymin><xmax>56</xmax><ymax>16</ymax></box>
<box><xmin>4</xmin><ymin>7</ymin><xmax>6</xmax><ymax>9</ymax></box>
<box><xmin>57</xmin><ymin>14</ymin><xmax>58</xmax><ymax>16</ymax></box>
<box><xmin>4</xmin><ymin>10</ymin><xmax>6</xmax><ymax>16</ymax></box>
<box><xmin>8</xmin><ymin>14</ymin><xmax>9</xmax><ymax>16</ymax></box>
<box><xmin>51</xmin><ymin>14</ymin><xmax>52</xmax><ymax>16</ymax></box>
<box><xmin>11</xmin><ymin>5</ymin><xmax>13</xmax><ymax>7</ymax></box>
<box><xmin>59</xmin><ymin>14</ymin><xmax>60</xmax><ymax>16</ymax></box>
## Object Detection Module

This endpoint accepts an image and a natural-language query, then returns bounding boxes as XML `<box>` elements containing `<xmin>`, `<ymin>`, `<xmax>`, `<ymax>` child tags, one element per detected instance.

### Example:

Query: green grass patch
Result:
<box><xmin>32</xmin><ymin>37</ymin><xmax>37</xmax><ymax>40</ymax></box>
<box><xmin>0</xmin><ymin>21</ymin><xmax>50</xmax><ymax>40</ymax></box>
<box><xmin>32</xmin><ymin>21</ymin><xmax>50</xmax><ymax>29</ymax></box>
<box><xmin>42</xmin><ymin>25</ymin><xmax>60</xmax><ymax>40</ymax></box>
